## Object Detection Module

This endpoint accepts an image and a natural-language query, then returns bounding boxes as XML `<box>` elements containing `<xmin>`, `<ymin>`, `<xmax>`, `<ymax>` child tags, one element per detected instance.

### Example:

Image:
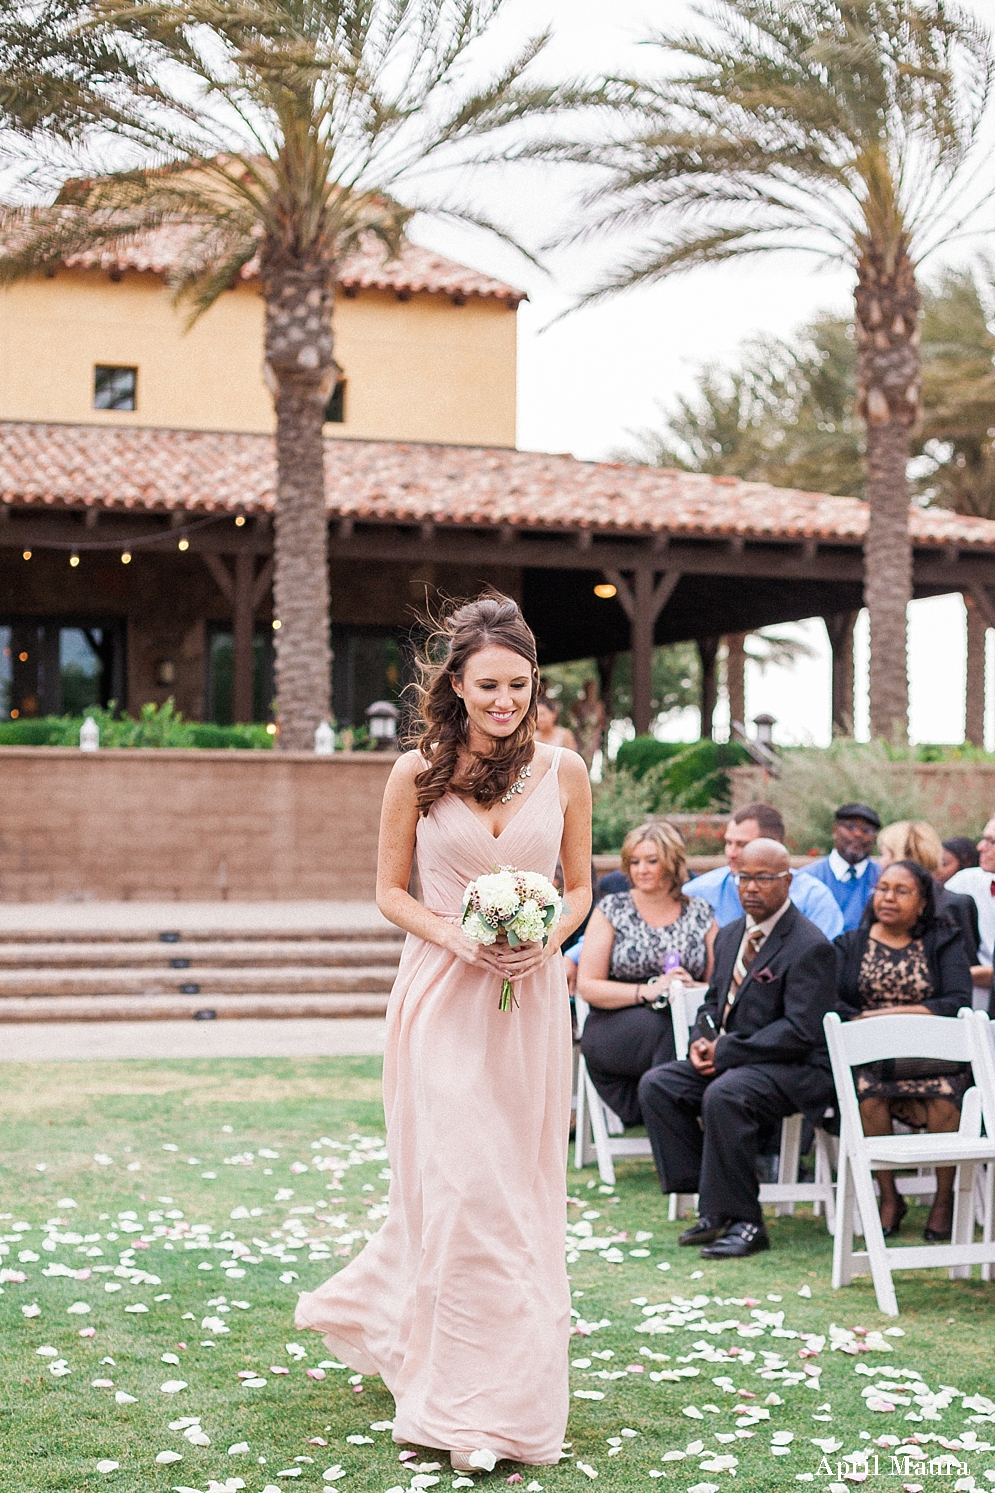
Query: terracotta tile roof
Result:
<box><xmin>58</xmin><ymin>226</ymin><xmax>526</xmax><ymax>305</ymax></box>
<box><xmin>2</xmin><ymin>420</ymin><xmax>995</xmax><ymax>550</ymax></box>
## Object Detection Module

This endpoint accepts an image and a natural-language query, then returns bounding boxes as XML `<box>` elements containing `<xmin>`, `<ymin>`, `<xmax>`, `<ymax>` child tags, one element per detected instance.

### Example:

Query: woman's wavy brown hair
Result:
<box><xmin>409</xmin><ymin>594</ymin><xmax>539</xmax><ymax>815</ymax></box>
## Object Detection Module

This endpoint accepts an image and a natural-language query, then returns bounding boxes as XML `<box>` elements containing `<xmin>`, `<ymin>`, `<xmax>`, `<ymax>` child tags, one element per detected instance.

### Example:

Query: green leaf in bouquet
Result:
<box><xmin>506</xmin><ymin>929</ymin><xmax>521</xmax><ymax>947</ymax></box>
<box><xmin>542</xmin><ymin>905</ymin><xmax>557</xmax><ymax>928</ymax></box>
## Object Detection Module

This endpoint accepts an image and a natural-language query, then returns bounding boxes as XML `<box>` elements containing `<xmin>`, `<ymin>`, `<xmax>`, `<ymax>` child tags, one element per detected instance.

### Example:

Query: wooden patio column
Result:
<box><xmin>825</xmin><ymin>610</ymin><xmax>858</xmax><ymax>737</ymax></box>
<box><xmin>965</xmin><ymin>592</ymin><xmax>987</xmax><ymax>748</ymax></box>
<box><xmin>202</xmin><ymin>554</ymin><xmax>275</xmax><ymax>723</ymax></box>
<box><xmin>725</xmin><ymin>633</ymin><xmax>747</xmax><ymax>732</ymax></box>
<box><xmin>603</xmin><ymin>568</ymin><xmax>680</xmax><ymax>737</ymax></box>
<box><xmin>697</xmin><ymin>636</ymin><xmax>719</xmax><ymax>740</ymax></box>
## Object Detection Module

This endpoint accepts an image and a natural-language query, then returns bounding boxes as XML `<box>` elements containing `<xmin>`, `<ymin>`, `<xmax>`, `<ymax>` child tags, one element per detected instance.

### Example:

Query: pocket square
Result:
<box><xmin>754</xmin><ymin>967</ymin><xmax>776</xmax><ymax>983</ymax></box>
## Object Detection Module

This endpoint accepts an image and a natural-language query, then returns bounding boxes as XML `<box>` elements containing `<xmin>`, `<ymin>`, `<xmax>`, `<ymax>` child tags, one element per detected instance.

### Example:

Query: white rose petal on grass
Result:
<box><xmin>21</xmin><ymin>1303</ymin><xmax>41</xmax><ymax>1318</ymax></box>
<box><xmin>687</xmin><ymin>1484</ymin><xmax>720</xmax><ymax>1493</ymax></box>
<box><xmin>124</xmin><ymin>1304</ymin><xmax>149</xmax><ymax>1314</ymax></box>
<box><xmin>95</xmin><ymin>1460</ymin><xmax>120</xmax><ymax>1474</ymax></box>
<box><xmin>772</xmin><ymin>1432</ymin><xmax>795</xmax><ymax>1445</ymax></box>
<box><xmin>576</xmin><ymin>1464</ymin><xmax>598</xmax><ymax>1479</ymax></box>
<box><xmin>155</xmin><ymin>1450</ymin><xmax>183</xmax><ymax>1464</ymax></box>
<box><xmin>345</xmin><ymin>1435</ymin><xmax>373</xmax><ymax>1444</ymax></box>
<box><xmin>683</xmin><ymin>1406</ymin><xmax>705</xmax><ymax>1419</ymax></box>
<box><xmin>115</xmin><ymin>1391</ymin><xmax>137</xmax><ymax>1404</ymax></box>
<box><xmin>160</xmin><ymin>1380</ymin><xmax>188</xmax><ymax>1393</ymax></box>
<box><xmin>228</xmin><ymin>1443</ymin><xmax>250</xmax><ymax>1455</ymax></box>
<box><xmin>94</xmin><ymin>1154</ymin><xmax>114</xmax><ymax>1166</ymax></box>
<box><xmin>67</xmin><ymin>1301</ymin><xmax>91</xmax><ymax>1314</ymax></box>
<box><xmin>797</xmin><ymin>1284</ymin><xmax>812</xmax><ymax>1298</ymax></box>
<box><xmin>574</xmin><ymin>1390</ymin><xmax>606</xmax><ymax>1400</ymax></box>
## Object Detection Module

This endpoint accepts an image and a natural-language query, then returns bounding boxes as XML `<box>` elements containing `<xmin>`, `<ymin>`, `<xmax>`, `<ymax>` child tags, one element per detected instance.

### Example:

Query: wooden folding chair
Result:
<box><xmin>825</xmin><ymin>1009</ymin><xmax>995</xmax><ymax>1316</ymax></box>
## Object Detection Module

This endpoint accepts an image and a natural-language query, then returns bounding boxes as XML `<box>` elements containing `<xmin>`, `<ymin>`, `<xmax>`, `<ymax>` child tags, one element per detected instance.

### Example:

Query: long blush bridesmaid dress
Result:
<box><xmin>295</xmin><ymin>751</ymin><xmax>572</xmax><ymax>1465</ymax></box>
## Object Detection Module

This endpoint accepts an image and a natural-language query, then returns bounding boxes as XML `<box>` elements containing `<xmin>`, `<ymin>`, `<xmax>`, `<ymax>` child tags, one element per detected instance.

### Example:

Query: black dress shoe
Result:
<box><xmin>699</xmin><ymin>1221</ymin><xmax>771</xmax><ymax>1258</ymax></box>
<box><xmin>678</xmin><ymin>1216</ymin><xmax>730</xmax><ymax>1247</ymax></box>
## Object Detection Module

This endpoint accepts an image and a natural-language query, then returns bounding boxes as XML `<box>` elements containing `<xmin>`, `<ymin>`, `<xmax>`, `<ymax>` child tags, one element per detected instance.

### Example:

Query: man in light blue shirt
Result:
<box><xmin>683</xmin><ymin>801</ymin><xmax>844</xmax><ymax>940</ymax></box>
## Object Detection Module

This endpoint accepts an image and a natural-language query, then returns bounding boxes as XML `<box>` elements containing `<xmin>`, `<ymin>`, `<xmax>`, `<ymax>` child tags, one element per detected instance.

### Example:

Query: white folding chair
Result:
<box><xmin>667</xmin><ymin>985</ymin><xmax>836</xmax><ymax>1231</ymax></box>
<box><xmin>573</xmin><ymin>993</ymin><xmax>653</xmax><ymax>1185</ymax></box>
<box><xmin>825</xmin><ymin>1009</ymin><xmax>995</xmax><ymax>1316</ymax></box>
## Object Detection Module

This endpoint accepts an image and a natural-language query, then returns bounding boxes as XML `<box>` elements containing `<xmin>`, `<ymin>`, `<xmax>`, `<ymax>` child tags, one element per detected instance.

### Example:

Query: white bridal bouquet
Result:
<box><xmin>461</xmin><ymin>866</ymin><xmax>564</xmax><ymax>1012</ymax></box>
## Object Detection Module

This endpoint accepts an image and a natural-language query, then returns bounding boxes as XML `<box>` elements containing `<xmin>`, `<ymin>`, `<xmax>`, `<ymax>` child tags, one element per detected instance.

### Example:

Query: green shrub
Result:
<box><xmin>591</xmin><ymin>767</ymin><xmax>658</xmax><ymax>853</ymax></box>
<box><xmin>614</xmin><ymin>736</ymin><xmax>750</xmax><ymax>811</ymax></box>
<box><xmin>0</xmin><ymin>701</ymin><xmax>275</xmax><ymax>749</ymax></box>
<box><xmin>760</xmin><ymin>739</ymin><xmax>995</xmax><ymax>853</ymax></box>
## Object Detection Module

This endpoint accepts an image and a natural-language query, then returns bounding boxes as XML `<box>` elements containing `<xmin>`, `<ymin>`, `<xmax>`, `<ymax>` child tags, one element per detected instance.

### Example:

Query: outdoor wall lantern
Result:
<box><xmin>753</xmin><ymin>712</ymin><xmax>776</xmax><ymax>746</ymax></box>
<box><xmin>366</xmin><ymin>700</ymin><xmax>400</xmax><ymax>749</ymax></box>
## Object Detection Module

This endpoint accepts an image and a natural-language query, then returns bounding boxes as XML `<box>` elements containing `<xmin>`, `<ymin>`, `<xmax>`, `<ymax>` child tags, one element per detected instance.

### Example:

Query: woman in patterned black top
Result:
<box><xmin>834</xmin><ymin>859</ymin><xmax>973</xmax><ymax>1242</ymax></box>
<box><xmin>578</xmin><ymin>821</ymin><xmax>716</xmax><ymax>1127</ymax></box>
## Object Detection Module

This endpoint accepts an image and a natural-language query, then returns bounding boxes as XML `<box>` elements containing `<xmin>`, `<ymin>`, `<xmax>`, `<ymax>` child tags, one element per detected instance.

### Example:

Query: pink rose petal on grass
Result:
<box><xmin>306</xmin><ymin>1368</ymin><xmax>326</xmax><ymax>1381</ymax></box>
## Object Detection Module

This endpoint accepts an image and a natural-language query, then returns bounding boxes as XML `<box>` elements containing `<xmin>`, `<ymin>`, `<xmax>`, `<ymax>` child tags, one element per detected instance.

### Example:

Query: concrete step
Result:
<box><xmin>0</xmin><ymin>901</ymin><xmax>395</xmax><ymax>943</ymax></box>
<box><xmin>0</xmin><ymin>992</ymin><xmax>391</xmax><ymax>1023</ymax></box>
<box><xmin>0</xmin><ymin>939</ymin><xmax>404</xmax><ymax>969</ymax></box>
<box><xmin>0</xmin><ymin>963</ymin><xmax>399</xmax><ymax>999</ymax></box>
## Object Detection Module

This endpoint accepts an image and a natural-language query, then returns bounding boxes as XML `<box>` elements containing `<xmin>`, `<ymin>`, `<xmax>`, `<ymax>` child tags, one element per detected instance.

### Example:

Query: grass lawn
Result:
<box><xmin>2</xmin><ymin>1057</ymin><xmax>995</xmax><ymax>1493</ymax></box>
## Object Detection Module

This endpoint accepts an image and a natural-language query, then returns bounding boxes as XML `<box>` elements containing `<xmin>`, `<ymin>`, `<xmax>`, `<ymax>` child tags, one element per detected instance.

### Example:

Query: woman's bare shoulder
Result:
<box><xmin>557</xmin><ymin>747</ymin><xmax>592</xmax><ymax>789</ymax></box>
<box><xmin>387</xmin><ymin>749</ymin><xmax>425</xmax><ymax>786</ymax></box>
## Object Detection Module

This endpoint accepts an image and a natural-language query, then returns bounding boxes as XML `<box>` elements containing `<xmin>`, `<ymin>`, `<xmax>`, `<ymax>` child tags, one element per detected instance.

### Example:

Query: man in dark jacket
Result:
<box><xmin>638</xmin><ymin>839</ymin><xmax>837</xmax><ymax>1258</ymax></box>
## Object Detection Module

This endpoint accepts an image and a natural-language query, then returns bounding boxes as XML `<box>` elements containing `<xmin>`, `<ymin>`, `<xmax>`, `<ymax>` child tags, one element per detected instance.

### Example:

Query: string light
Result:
<box><xmin>22</xmin><ymin>549</ymin><xmax>31</xmax><ymax>560</ymax></box>
<box><xmin>272</xmin><ymin>619</ymin><xmax>282</xmax><ymax>630</ymax></box>
<box><xmin>593</xmin><ymin>583</ymin><xmax>617</xmax><ymax>599</ymax></box>
<box><xmin>70</xmin><ymin>552</ymin><xmax>80</xmax><ymax>568</ymax></box>
<box><xmin>121</xmin><ymin>551</ymin><xmax>132</xmax><ymax>564</ymax></box>
<box><xmin>177</xmin><ymin>538</ymin><xmax>189</xmax><ymax>552</ymax></box>
<box><xmin>235</xmin><ymin>515</ymin><xmax>246</xmax><ymax>527</ymax></box>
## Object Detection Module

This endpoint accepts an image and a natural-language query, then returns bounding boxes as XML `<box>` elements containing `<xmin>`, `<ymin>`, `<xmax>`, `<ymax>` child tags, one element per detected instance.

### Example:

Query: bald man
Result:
<box><xmin>638</xmin><ymin>839</ymin><xmax>838</xmax><ymax>1258</ymax></box>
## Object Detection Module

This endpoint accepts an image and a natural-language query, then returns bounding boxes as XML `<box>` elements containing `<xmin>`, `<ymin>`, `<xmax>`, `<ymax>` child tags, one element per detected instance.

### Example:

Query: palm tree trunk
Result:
<box><xmin>855</xmin><ymin>248</ymin><xmax>920</xmax><ymax>743</ymax></box>
<box><xmin>263</xmin><ymin>263</ymin><xmax>335</xmax><ymax>751</ymax></box>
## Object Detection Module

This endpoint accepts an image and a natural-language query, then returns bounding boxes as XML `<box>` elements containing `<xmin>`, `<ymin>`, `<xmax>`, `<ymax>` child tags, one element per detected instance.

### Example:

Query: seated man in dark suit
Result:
<box><xmin>637</xmin><ymin>838</ymin><xmax>838</xmax><ymax>1258</ymax></box>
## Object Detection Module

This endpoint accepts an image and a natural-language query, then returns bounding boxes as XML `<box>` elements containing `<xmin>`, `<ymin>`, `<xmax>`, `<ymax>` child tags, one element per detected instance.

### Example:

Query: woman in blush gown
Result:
<box><xmin>295</xmin><ymin>595</ymin><xmax>592</xmax><ymax>1473</ymax></box>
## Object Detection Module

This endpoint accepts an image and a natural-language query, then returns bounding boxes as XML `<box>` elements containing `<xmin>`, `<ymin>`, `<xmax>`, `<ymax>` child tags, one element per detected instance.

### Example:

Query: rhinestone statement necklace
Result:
<box><xmin>500</xmin><ymin>763</ymin><xmax>531</xmax><ymax>804</ymax></box>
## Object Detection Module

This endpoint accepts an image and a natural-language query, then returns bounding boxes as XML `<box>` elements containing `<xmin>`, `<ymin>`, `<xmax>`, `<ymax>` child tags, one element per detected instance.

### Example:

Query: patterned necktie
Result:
<box><xmin>732</xmin><ymin>927</ymin><xmax>765</xmax><ymax>992</ymax></box>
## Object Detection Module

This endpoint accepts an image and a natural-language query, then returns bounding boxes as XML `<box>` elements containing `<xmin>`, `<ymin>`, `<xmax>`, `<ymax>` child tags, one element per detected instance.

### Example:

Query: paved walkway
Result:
<box><xmin>0</xmin><ymin>1016</ymin><xmax>387</xmax><ymax>1061</ymax></box>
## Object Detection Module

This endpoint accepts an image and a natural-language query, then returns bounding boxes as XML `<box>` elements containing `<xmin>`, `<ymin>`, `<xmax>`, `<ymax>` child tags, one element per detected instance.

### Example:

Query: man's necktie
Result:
<box><xmin>731</xmin><ymin>927</ymin><xmax>765</xmax><ymax>992</ymax></box>
<box><xmin>846</xmin><ymin>866</ymin><xmax>858</xmax><ymax>882</ymax></box>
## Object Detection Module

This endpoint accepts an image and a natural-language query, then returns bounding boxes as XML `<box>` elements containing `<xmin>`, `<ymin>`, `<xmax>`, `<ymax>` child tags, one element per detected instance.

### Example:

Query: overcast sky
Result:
<box><xmin>409</xmin><ymin>0</ymin><xmax>995</xmax><ymax>748</ymax></box>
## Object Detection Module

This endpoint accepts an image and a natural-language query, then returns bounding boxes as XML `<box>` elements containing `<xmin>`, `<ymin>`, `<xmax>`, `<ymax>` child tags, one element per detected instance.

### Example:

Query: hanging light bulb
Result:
<box><xmin>69</xmin><ymin>552</ymin><xmax>80</xmax><ymax>568</ymax></box>
<box><xmin>121</xmin><ymin>551</ymin><xmax>132</xmax><ymax>564</ymax></box>
<box><xmin>177</xmin><ymin>538</ymin><xmax>189</xmax><ymax>552</ymax></box>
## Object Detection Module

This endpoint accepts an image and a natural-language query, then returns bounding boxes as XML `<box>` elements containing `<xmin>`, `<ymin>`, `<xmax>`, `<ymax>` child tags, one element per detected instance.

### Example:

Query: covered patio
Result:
<box><xmin>3</xmin><ymin>419</ymin><xmax>995</xmax><ymax>735</ymax></box>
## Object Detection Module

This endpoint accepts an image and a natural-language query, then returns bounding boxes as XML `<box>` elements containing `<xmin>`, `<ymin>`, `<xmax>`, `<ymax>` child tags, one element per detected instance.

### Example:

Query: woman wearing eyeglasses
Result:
<box><xmin>834</xmin><ymin>859</ymin><xmax>973</xmax><ymax>1242</ymax></box>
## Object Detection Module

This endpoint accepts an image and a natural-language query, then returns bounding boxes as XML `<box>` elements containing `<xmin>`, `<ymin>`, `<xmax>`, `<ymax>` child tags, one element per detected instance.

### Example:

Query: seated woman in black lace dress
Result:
<box><xmin>834</xmin><ymin>859</ymin><xmax>973</xmax><ymax>1242</ymax></box>
<box><xmin>577</xmin><ymin>821</ymin><xmax>716</xmax><ymax>1126</ymax></box>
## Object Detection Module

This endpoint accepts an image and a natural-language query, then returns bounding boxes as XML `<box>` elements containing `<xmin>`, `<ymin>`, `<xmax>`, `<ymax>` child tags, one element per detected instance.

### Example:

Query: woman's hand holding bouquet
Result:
<box><xmin>459</xmin><ymin>867</ymin><xmax>564</xmax><ymax>1010</ymax></box>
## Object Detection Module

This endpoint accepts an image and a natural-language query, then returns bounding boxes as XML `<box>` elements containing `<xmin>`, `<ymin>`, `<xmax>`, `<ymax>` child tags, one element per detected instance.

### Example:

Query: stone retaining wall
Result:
<box><xmin>0</xmin><ymin>748</ymin><xmax>395</xmax><ymax>902</ymax></box>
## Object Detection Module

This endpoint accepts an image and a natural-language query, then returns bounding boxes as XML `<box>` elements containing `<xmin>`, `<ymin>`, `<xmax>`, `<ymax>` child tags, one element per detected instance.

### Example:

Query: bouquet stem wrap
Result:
<box><xmin>460</xmin><ymin>867</ymin><xmax>564</xmax><ymax>1013</ymax></box>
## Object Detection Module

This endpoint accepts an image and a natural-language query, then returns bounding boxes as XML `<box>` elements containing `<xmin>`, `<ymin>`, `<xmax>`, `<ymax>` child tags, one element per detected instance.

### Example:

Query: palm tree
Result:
<box><xmin>621</xmin><ymin>312</ymin><xmax>865</xmax><ymax>498</ymax></box>
<box><xmin>0</xmin><ymin>0</ymin><xmax>143</xmax><ymax>140</ymax></box>
<box><xmin>917</xmin><ymin>264</ymin><xmax>995</xmax><ymax>519</ymax></box>
<box><xmin>0</xmin><ymin>0</ymin><xmax>583</xmax><ymax>748</ymax></box>
<box><xmin>545</xmin><ymin>0</ymin><xmax>994</xmax><ymax>741</ymax></box>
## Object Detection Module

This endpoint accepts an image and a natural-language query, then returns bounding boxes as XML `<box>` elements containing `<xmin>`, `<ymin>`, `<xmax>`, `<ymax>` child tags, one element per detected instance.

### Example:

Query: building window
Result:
<box><xmin>94</xmin><ymin>365</ymin><xmax>137</xmax><ymax>411</ymax></box>
<box><xmin>324</xmin><ymin>378</ymin><xmax>346</xmax><ymax>424</ymax></box>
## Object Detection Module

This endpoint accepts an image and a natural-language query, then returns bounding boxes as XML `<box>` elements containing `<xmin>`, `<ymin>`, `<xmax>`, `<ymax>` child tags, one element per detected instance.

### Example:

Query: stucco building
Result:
<box><xmin>4</xmin><ymin>230</ymin><xmax>995</xmax><ymax>737</ymax></box>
